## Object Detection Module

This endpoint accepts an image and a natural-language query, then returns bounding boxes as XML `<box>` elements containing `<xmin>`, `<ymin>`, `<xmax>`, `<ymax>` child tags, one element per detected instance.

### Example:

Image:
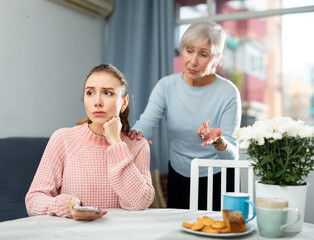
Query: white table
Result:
<box><xmin>0</xmin><ymin>208</ymin><xmax>313</xmax><ymax>239</ymax></box>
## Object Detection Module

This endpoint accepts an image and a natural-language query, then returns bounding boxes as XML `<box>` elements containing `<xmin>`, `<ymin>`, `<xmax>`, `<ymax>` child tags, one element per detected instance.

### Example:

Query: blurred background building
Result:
<box><xmin>174</xmin><ymin>0</ymin><xmax>314</xmax><ymax>126</ymax></box>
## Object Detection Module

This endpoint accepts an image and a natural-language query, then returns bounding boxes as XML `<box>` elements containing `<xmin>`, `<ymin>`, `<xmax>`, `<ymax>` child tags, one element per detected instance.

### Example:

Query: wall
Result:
<box><xmin>0</xmin><ymin>0</ymin><xmax>107</xmax><ymax>137</ymax></box>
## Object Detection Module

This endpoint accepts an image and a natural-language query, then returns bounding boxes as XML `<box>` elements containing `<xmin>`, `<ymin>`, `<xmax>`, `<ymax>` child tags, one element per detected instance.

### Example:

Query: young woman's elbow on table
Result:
<box><xmin>120</xmin><ymin>188</ymin><xmax>155</xmax><ymax>211</ymax></box>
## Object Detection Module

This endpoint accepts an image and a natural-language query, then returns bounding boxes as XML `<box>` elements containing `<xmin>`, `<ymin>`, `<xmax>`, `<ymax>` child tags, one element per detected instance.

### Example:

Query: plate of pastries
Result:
<box><xmin>181</xmin><ymin>209</ymin><xmax>254</xmax><ymax>237</ymax></box>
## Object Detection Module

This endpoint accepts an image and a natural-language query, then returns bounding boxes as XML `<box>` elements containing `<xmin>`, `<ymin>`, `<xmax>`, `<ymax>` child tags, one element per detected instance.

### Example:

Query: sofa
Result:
<box><xmin>0</xmin><ymin>137</ymin><xmax>49</xmax><ymax>222</ymax></box>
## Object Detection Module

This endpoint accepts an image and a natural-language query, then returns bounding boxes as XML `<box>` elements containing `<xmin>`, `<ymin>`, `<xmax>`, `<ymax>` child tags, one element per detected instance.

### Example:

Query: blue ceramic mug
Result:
<box><xmin>223</xmin><ymin>192</ymin><xmax>256</xmax><ymax>223</ymax></box>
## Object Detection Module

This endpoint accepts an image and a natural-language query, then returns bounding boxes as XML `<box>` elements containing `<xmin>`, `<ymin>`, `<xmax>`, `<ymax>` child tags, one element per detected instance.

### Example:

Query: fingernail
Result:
<box><xmin>102</xmin><ymin>211</ymin><xmax>107</xmax><ymax>215</ymax></box>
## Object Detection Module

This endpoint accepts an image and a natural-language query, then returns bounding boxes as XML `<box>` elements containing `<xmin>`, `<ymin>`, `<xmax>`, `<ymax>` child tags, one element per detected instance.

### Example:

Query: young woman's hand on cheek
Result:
<box><xmin>102</xmin><ymin>116</ymin><xmax>122</xmax><ymax>145</ymax></box>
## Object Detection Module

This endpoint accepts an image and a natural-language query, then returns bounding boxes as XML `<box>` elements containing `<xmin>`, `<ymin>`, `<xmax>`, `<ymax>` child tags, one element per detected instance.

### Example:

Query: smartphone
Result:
<box><xmin>73</xmin><ymin>206</ymin><xmax>101</xmax><ymax>212</ymax></box>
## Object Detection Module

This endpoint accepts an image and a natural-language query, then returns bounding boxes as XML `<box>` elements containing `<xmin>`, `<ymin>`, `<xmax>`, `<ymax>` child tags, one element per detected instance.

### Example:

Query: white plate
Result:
<box><xmin>181</xmin><ymin>223</ymin><xmax>254</xmax><ymax>238</ymax></box>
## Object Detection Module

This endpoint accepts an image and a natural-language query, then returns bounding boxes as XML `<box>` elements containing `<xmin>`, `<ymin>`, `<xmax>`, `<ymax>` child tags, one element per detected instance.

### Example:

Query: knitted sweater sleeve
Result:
<box><xmin>25</xmin><ymin>129</ymin><xmax>72</xmax><ymax>217</ymax></box>
<box><xmin>107</xmin><ymin>140</ymin><xmax>155</xmax><ymax>210</ymax></box>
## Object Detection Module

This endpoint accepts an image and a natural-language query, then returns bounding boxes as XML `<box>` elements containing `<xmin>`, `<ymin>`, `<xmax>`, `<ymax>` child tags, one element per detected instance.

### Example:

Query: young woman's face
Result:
<box><xmin>84</xmin><ymin>72</ymin><xmax>128</xmax><ymax>128</ymax></box>
<box><xmin>182</xmin><ymin>42</ymin><xmax>217</xmax><ymax>82</ymax></box>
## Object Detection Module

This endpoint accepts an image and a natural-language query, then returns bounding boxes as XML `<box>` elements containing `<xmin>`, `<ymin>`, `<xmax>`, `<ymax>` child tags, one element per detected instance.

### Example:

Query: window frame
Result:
<box><xmin>176</xmin><ymin>0</ymin><xmax>314</xmax><ymax>24</ymax></box>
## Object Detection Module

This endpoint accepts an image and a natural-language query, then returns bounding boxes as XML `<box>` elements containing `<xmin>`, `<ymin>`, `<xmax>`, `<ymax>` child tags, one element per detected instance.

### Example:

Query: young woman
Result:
<box><xmin>26</xmin><ymin>64</ymin><xmax>154</xmax><ymax>221</ymax></box>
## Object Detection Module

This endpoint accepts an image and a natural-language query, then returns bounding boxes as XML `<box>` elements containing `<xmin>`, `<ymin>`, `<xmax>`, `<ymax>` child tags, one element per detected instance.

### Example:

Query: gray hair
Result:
<box><xmin>180</xmin><ymin>21</ymin><xmax>227</xmax><ymax>60</ymax></box>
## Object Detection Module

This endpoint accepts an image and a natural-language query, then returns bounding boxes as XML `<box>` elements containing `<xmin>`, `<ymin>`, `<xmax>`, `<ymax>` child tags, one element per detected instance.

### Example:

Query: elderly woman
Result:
<box><xmin>129</xmin><ymin>21</ymin><xmax>241</xmax><ymax>210</ymax></box>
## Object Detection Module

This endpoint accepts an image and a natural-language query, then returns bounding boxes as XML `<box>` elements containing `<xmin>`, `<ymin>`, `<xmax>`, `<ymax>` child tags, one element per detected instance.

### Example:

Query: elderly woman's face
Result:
<box><xmin>182</xmin><ymin>43</ymin><xmax>217</xmax><ymax>81</ymax></box>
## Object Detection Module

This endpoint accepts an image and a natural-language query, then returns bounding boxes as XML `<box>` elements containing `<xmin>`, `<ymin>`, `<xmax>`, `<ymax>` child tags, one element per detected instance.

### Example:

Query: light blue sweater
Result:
<box><xmin>133</xmin><ymin>73</ymin><xmax>242</xmax><ymax>177</ymax></box>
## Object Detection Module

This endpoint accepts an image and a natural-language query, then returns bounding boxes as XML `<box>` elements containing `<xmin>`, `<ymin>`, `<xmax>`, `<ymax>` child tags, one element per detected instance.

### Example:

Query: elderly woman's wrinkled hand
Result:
<box><xmin>128</xmin><ymin>129</ymin><xmax>143</xmax><ymax>140</ymax></box>
<box><xmin>128</xmin><ymin>129</ymin><xmax>152</xmax><ymax>145</ymax></box>
<box><xmin>197</xmin><ymin>120</ymin><xmax>223</xmax><ymax>147</ymax></box>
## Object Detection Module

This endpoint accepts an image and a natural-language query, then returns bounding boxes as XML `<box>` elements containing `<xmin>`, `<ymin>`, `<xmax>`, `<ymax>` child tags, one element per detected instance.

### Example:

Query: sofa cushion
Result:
<box><xmin>0</xmin><ymin>137</ymin><xmax>49</xmax><ymax>222</ymax></box>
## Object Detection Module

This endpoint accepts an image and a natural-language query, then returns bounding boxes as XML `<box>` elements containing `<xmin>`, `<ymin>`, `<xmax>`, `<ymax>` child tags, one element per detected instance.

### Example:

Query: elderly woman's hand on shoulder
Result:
<box><xmin>128</xmin><ymin>130</ymin><xmax>152</xmax><ymax>145</ymax></box>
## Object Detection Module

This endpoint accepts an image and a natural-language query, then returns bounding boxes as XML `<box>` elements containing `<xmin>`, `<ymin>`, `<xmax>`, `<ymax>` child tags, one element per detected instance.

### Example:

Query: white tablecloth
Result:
<box><xmin>0</xmin><ymin>208</ymin><xmax>313</xmax><ymax>240</ymax></box>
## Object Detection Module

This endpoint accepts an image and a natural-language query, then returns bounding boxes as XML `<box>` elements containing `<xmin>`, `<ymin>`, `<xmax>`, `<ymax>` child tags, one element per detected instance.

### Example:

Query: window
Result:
<box><xmin>174</xmin><ymin>0</ymin><xmax>314</xmax><ymax>126</ymax></box>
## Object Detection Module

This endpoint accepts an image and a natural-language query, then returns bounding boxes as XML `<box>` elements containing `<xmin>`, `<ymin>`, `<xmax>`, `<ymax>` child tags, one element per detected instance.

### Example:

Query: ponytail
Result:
<box><xmin>119</xmin><ymin>106</ymin><xmax>130</xmax><ymax>134</ymax></box>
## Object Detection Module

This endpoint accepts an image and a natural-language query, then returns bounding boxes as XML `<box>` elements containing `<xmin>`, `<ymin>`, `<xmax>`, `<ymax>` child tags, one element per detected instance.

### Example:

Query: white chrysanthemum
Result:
<box><xmin>233</xmin><ymin>128</ymin><xmax>240</xmax><ymax>138</ymax></box>
<box><xmin>257</xmin><ymin>137</ymin><xmax>265</xmax><ymax>145</ymax></box>
<box><xmin>233</xmin><ymin>116</ymin><xmax>313</xmax><ymax>149</ymax></box>
<box><xmin>297</xmin><ymin>125</ymin><xmax>314</xmax><ymax>138</ymax></box>
<box><xmin>240</xmin><ymin>140</ymin><xmax>250</xmax><ymax>149</ymax></box>
<box><xmin>272</xmin><ymin>132</ymin><xmax>283</xmax><ymax>140</ymax></box>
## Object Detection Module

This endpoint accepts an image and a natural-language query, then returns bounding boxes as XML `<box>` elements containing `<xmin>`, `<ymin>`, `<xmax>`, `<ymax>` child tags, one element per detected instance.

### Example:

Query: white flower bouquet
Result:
<box><xmin>234</xmin><ymin>117</ymin><xmax>314</xmax><ymax>186</ymax></box>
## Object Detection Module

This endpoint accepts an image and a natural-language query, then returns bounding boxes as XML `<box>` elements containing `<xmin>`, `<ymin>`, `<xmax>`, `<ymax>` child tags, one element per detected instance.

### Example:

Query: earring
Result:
<box><xmin>121</xmin><ymin>107</ymin><xmax>125</xmax><ymax>113</ymax></box>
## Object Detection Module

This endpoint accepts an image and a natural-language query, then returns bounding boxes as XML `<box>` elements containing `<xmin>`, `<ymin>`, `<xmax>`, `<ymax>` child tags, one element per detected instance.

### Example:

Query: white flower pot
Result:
<box><xmin>255</xmin><ymin>180</ymin><xmax>308</xmax><ymax>232</ymax></box>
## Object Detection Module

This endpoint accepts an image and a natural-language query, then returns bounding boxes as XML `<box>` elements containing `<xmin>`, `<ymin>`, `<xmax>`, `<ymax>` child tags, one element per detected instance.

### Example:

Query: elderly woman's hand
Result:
<box><xmin>197</xmin><ymin>120</ymin><xmax>223</xmax><ymax>147</ymax></box>
<box><xmin>128</xmin><ymin>129</ymin><xmax>144</xmax><ymax>140</ymax></box>
<box><xmin>68</xmin><ymin>196</ymin><xmax>106</xmax><ymax>221</ymax></box>
<box><xmin>128</xmin><ymin>130</ymin><xmax>152</xmax><ymax>145</ymax></box>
